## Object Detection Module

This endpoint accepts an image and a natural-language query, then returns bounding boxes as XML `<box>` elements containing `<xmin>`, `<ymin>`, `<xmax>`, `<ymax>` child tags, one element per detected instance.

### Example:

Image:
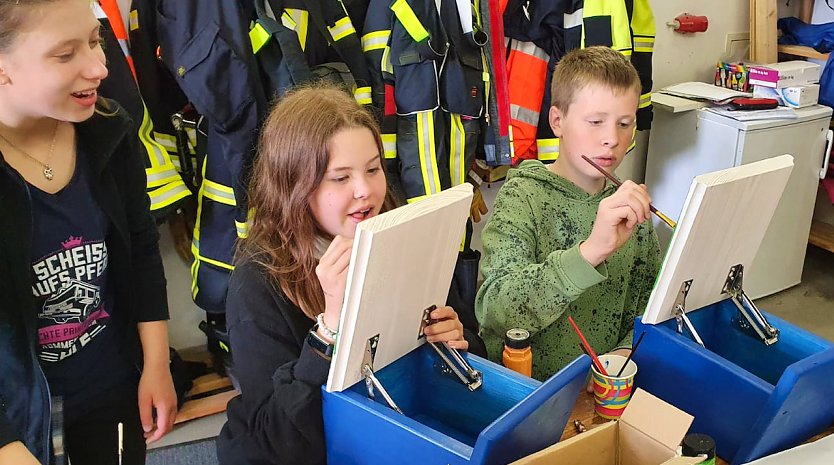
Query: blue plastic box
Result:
<box><xmin>322</xmin><ymin>345</ymin><xmax>589</xmax><ymax>465</ymax></box>
<box><xmin>633</xmin><ymin>300</ymin><xmax>834</xmax><ymax>465</ymax></box>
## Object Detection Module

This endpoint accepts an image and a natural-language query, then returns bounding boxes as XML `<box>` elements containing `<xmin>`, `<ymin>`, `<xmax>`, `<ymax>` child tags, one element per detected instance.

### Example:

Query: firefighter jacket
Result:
<box><xmin>128</xmin><ymin>0</ymin><xmax>194</xmax><ymax>177</ymax></box>
<box><xmin>249</xmin><ymin>0</ymin><xmax>374</xmax><ymax>107</ymax></box>
<box><xmin>96</xmin><ymin>1</ymin><xmax>190</xmax><ymax>217</ymax></box>
<box><xmin>564</xmin><ymin>0</ymin><xmax>655</xmax><ymax>130</ymax></box>
<box><xmin>503</xmin><ymin>0</ymin><xmax>655</xmax><ymax>163</ymax></box>
<box><xmin>363</xmin><ymin>0</ymin><xmax>491</xmax><ymax>203</ymax></box>
<box><xmin>130</xmin><ymin>0</ymin><xmax>269</xmax><ymax>313</ymax></box>
<box><xmin>482</xmin><ymin>0</ymin><xmax>513</xmax><ymax>166</ymax></box>
<box><xmin>502</xmin><ymin>0</ymin><xmax>564</xmax><ymax>162</ymax></box>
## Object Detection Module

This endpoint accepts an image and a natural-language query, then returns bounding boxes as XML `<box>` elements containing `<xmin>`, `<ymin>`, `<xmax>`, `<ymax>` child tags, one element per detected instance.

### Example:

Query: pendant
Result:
<box><xmin>43</xmin><ymin>166</ymin><xmax>54</xmax><ymax>181</ymax></box>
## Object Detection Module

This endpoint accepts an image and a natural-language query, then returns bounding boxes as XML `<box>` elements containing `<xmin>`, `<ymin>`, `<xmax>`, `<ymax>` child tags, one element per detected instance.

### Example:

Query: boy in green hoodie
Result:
<box><xmin>475</xmin><ymin>46</ymin><xmax>661</xmax><ymax>380</ymax></box>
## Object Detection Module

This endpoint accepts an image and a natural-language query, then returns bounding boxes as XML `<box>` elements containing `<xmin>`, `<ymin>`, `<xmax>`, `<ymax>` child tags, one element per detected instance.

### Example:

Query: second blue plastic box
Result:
<box><xmin>633</xmin><ymin>300</ymin><xmax>834</xmax><ymax>464</ymax></box>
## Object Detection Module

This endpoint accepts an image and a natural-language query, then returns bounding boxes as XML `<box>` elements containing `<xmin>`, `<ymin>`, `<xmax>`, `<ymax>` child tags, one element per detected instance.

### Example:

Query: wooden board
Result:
<box><xmin>778</xmin><ymin>44</ymin><xmax>830</xmax><ymax>61</ymax></box>
<box><xmin>325</xmin><ymin>184</ymin><xmax>473</xmax><ymax>392</ymax></box>
<box><xmin>187</xmin><ymin>372</ymin><xmax>233</xmax><ymax>396</ymax></box>
<box><xmin>750</xmin><ymin>0</ymin><xmax>778</xmax><ymax>64</ymax></box>
<box><xmin>800</xmin><ymin>0</ymin><xmax>815</xmax><ymax>24</ymax></box>
<box><xmin>174</xmin><ymin>390</ymin><xmax>238</xmax><ymax>424</ymax></box>
<box><xmin>177</xmin><ymin>345</ymin><xmax>216</xmax><ymax>368</ymax></box>
<box><xmin>472</xmin><ymin>160</ymin><xmax>511</xmax><ymax>183</ymax></box>
<box><xmin>809</xmin><ymin>219</ymin><xmax>834</xmax><ymax>253</ymax></box>
<box><xmin>750</xmin><ymin>0</ymin><xmax>757</xmax><ymax>60</ymax></box>
<box><xmin>172</xmin><ymin>346</ymin><xmax>236</xmax><ymax>423</ymax></box>
<box><xmin>643</xmin><ymin>155</ymin><xmax>794</xmax><ymax>324</ymax></box>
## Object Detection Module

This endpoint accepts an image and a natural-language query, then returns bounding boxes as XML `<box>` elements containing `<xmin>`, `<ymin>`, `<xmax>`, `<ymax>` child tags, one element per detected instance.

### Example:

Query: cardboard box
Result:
<box><xmin>510</xmin><ymin>389</ymin><xmax>701</xmax><ymax>465</ymax></box>
<box><xmin>749</xmin><ymin>61</ymin><xmax>821</xmax><ymax>88</ymax></box>
<box><xmin>753</xmin><ymin>84</ymin><xmax>820</xmax><ymax>108</ymax></box>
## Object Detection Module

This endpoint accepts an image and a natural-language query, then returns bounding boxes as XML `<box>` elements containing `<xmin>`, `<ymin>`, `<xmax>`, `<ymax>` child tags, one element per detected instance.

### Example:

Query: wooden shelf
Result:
<box><xmin>777</xmin><ymin>44</ymin><xmax>830</xmax><ymax>60</ymax></box>
<box><xmin>809</xmin><ymin>219</ymin><xmax>834</xmax><ymax>253</ymax></box>
<box><xmin>174</xmin><ymin>390</ymin><xmax>238</xmax><ymax>424</ymax></box>
<box><xmin>187</xmin><ymin>372</ymin><xmax>233</xmax><ymax>396</ymax></box>
<box><xmin>773</xmin><ymin>1</ymin><xmax>820</xmax><ymax>60</ymax></box>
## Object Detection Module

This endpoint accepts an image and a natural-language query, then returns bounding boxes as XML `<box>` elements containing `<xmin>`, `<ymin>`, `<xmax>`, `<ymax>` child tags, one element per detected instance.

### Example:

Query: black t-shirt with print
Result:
<box><xmin>28</xmin><ymin>149</ymin><xmax>136</xmax><ymax>422</ymax></box>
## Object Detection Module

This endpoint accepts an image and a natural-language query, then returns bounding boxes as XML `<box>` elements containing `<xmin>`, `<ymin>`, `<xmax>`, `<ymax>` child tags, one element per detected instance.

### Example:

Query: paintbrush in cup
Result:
<box><xmin>615</xmin><ymin>331</ymin><xmax>646</xmax><ymax>377</ymax></box>
<box><xmin>568</xmin><ymin>315</ymin><xmax>609</xmax><ymax>376</ymax></box>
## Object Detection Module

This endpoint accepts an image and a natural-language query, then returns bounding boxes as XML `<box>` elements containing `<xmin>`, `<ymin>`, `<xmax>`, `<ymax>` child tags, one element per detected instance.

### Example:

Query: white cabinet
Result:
<box><xmin>646</xmin><ymin>104</ymin><xmax>832</xmax><ymax>299</ymax></box>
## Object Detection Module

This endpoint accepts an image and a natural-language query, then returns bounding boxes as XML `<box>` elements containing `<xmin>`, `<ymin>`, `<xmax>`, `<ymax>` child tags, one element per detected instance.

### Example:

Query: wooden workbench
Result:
<box><xmin>561</xmin><ymin>391</ymin><xmax>834</xmax><ymax>464</ymax></box>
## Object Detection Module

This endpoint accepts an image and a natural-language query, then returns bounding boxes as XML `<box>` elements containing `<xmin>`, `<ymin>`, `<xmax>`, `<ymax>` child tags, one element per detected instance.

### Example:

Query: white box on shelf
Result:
<box><xmin>749</xmin><ymin>61</ymin><xmax>821</xmax><ymax>88</ymax></box>
<box><xmin>754</xmin><ymin>84</ymin><xmax>820</xmax><ymax>108</ymax></box>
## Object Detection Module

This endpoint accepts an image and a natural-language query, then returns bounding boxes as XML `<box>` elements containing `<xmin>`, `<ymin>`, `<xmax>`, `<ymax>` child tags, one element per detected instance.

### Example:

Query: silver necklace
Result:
<box><xmin>0</xmin><ymin>121</ymin><xmax>60</xmax><ymax>180</ymax></box>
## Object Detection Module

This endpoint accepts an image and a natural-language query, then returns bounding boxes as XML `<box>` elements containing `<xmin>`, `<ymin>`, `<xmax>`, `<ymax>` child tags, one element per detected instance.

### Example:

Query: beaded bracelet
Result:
<box><xmin>316</xmin><ymin>313</ymin><xmax>338</xmax><ymax>340</ymax></box>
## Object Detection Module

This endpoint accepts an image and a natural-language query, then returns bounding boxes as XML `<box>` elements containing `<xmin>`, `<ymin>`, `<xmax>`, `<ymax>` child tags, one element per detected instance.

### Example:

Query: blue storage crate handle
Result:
<box><xmin>469</xmin><ymin>354</ymin><xmax>590</xmax><ymax>465</ymax></box>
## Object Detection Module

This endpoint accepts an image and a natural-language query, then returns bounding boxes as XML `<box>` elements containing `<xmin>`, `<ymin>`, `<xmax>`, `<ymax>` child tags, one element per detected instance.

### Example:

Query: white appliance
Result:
<box><xmin>646</xmin><ymin>104</ymin><xmax>833</xmax><ymax>299</ymax></box>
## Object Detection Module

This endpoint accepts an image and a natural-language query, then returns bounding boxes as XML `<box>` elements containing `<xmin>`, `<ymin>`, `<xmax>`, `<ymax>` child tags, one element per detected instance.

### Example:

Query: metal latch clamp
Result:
<box><xmin>361</xmin><ymin>335</ymin><xmax>403</xmax><ymax>414</ymax></box>
<box><xmin>420</xmin><ymin>306</ymin><xmax>483</xmax><ymax>391</ymax></box>
<box><xmin>723</xmin><ymin>264</ymin><xmax>779</xmax><ymax>345</ymax></box>
<box><xmin>673</xmin><ymin>279</ymin><xmax>706</xmax><ymax>348</ymax></box>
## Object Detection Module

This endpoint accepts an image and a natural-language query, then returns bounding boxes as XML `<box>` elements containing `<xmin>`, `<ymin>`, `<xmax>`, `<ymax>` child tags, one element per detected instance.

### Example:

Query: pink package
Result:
<box><xmin>749</xmin><ymin>66</ymin><xmax>779</xmax><ymax>88</ymax></box>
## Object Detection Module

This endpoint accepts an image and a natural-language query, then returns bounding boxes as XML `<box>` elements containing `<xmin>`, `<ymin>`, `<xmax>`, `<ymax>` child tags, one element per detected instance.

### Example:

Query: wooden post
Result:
<box><xmin>750</xmin><ymin>0</ymin><xmax>778</xmax><ymax>63</ymax></box>
<box><xmin>799</xmin><ymin>0</ymin><xmax>815</xmax><ymax>24</ymax></box>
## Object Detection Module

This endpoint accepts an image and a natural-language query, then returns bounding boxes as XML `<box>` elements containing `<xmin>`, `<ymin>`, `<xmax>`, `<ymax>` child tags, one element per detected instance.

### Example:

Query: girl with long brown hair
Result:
<box><xmin>216</xmin><ymin>84</ymin><xmax>470</xmax><ymax>465</ymax></box>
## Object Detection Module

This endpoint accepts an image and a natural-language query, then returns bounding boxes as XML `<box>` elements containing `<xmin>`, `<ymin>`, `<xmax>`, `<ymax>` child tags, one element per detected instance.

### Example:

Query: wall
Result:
<box><xmin>811</xmin><ymin>0</ymin><xmax>834</xmax><ymax>24</ymax></box>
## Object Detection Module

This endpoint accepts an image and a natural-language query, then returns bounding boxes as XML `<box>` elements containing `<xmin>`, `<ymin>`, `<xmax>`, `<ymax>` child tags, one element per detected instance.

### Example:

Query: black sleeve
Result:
<box><xmin>120</xmin><ymin>131</ymin><xmax>169</xmax><ymax>322</ymax></box>
<box><xmin>223</xmin><ymin>261</ymin><xmax>330</xmax><ymax>464</ymax></box>
<box><xmin>0</xmin><ymin>407</ymin><xmax>21</xmax><ymax>450</ymax></box>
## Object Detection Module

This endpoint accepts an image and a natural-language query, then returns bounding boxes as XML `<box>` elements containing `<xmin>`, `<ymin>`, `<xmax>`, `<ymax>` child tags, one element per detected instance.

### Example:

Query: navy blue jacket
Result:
<box><xmin>130</xmin><ymin>0</ymin><xmax>268</xmax><ymax>312</ymax></box>
<box><xmin>0</xmin><ymin>100</ymin><xmax>169</xmax><ymax>463</ymax></box>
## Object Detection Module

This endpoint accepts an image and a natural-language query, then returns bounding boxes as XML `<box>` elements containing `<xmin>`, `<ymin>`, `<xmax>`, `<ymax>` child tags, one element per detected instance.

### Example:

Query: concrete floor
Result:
<box><xmin>755</xmin><ymin>245</ymin><xmax>834</xmax><ymax>342</ymax></box>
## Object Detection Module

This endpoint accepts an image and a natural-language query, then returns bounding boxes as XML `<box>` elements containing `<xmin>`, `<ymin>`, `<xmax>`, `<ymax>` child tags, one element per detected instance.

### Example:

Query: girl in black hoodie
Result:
<box><xmin>216</xmin><ymin>84</ymin><xmax>470</xmax><ymax>465</ymax></box>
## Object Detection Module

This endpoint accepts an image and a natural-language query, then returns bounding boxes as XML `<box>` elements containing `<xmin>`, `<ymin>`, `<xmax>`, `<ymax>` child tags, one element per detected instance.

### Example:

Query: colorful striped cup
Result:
<box><xmin>592</xmin><ymin>354</ymin><xmax>638</xmax><ymax>419</ymax></box>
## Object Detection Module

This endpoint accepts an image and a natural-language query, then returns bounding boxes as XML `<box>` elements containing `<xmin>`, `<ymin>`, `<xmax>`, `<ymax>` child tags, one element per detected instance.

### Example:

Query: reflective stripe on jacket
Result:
<box><xmin>506</xmin><ymin>38</ymin><xmax>549</xmax><ymax>162</ymax></box>
<box><xmin>97</xmin><ymin>2</ymin><xmax>190</xmax><ymax>217</ymax></box>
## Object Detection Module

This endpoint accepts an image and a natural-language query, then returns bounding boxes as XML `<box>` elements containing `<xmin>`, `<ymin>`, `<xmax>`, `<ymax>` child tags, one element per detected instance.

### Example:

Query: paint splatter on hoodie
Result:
<box><xmin>476</xmin><ymin>160</ymin><xmax>661</xmax><ymax>380</ymax></box>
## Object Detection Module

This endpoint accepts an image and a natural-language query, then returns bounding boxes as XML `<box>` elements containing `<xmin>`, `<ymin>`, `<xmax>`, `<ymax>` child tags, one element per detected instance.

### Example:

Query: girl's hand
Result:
<box><xmin>138</xmin><ymin>363</ymin><xmax>177</xmax><ymax>444</ymax></box>
<box><xmin>580</xmin><ymin>181</ymin><xmax>651</xmax><ymax>266</ymax></box>
<box><xmin>423</xmin><ymin>306</ymin><xmax>469</xmax><ymax>351</ymax></box>
<box><xmin>315</xmin><ymin>236</ymin><xmax>353</xmax><ymax>337</ymax></box>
